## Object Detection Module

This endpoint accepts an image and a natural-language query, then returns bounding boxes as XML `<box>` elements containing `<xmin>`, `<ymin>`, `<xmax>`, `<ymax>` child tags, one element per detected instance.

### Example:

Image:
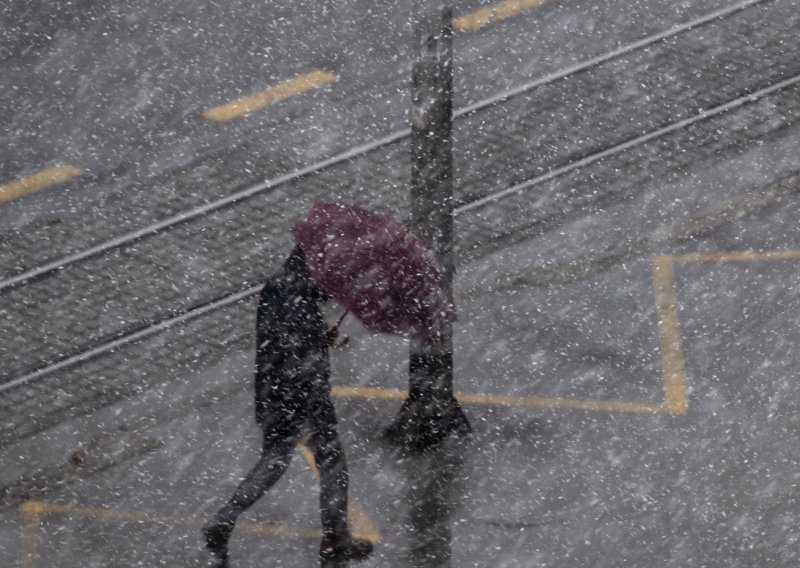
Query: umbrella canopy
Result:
<box><xmin>291</xmin><ymin>201</ymin><xmax>453</xmax><ymax>340</ymax></box>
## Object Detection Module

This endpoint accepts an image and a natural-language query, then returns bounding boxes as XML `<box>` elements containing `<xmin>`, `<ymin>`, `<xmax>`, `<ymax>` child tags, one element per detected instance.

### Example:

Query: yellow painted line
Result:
<box><xmin>652</xmin><ymin>256</ymin><xmax>690</xmax><ymax>414</ymax></box>
<box><xmin>348</xmin><ymin>502</ymin><xmax>381</xmax><ymax>541</ymax></box>
<box><xmin>202</xmin><ymin>70</ymin><xmax>337</xmax><ymax>121</ymax></box>
<box><xmin>0</xmin><ymin>165</ymin><xmax>82</xmax><ymax>204</ymax></box>
<box><xmin>647</xmin><ymin>247</ymin><xmax>800</xmax><ymax>415</ymax></box>
<box><xmin>456</xmin><ymin>390</ymin><xmax>667</xmax><ymax>414</ymax></box>
<box><xmin>332</xmin><ymin>385</ymin><xmax>408</xmax><ymax>401</ymax></box>
<box><xmin>19</xmin><ymin>500</ymin><xmax>319</xmax><ymax>542</ymax></box>
<box><xmin>332</xmin><ymin>385</ymin><xmax>670</xmax><ymax>414</ymax></box>
<box><xmin>19</xmin><ymin>501</ymin><xmax>48</xmax><ymax>514</ymax></box>
<box><xmin>298</xmin><ymin>442</ymin><xmax>320</xmax><ymax>475</ymax></box>
<box><xmin>20</xmin><ymin>502</ymin><xmax>41</xmax><ymax>568</ymax></box>
<box><xmin>455</xmin><ymin>0</ymin><xmax>548</xmax><ymax>32</ymax></box>
<box><xmin>672</xmin><ymin>248</ymin><xmax>800</xmax><ymax>264</ymax></box>
<box><xmin>330</xmin><ymin>251</ymin><xmax>771</xmax><ymax>418</ymax></box>
<box><xmin>297</xmin><ymin>443</ymin><xmax>382</xmax><ymax>542</ymax></box>
<box><xmin>16</xmin><ymin>449</ymin><xmax>382</xmax><ymax>565</ymax></box>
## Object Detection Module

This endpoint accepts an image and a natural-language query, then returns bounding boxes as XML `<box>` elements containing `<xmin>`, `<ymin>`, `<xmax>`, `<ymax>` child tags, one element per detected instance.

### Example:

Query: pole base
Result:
<box><xmin>382</xmin><ymin>395</ymin><xmax>471</xmax><ymax>454</ymax></box>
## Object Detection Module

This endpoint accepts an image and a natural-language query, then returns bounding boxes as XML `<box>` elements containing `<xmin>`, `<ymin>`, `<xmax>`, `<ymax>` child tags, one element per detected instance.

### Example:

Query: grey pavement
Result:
<box><xmin>1</xmin><ymin>74</ymin><xmax>799</xmax><ymax>567</ymax></box>
<box><xmin>1</xmin><ymin>129</ymin><xmax>799</xmax><ymax>565</ymax></box>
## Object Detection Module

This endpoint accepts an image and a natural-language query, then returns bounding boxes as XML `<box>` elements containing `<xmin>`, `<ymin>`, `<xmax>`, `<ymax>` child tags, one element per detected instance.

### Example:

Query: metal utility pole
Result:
<box><xmin>384</xmin><ymin>1</ymin><xmax>471</xmax><ymax>452</ymax></box>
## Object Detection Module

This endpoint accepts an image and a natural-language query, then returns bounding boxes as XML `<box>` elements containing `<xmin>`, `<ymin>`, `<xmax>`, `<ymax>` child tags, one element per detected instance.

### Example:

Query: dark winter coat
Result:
<box><xmin>254</xmin><ymin>246</ymin><xmax>330</xmax><ymax>427</ymax></box>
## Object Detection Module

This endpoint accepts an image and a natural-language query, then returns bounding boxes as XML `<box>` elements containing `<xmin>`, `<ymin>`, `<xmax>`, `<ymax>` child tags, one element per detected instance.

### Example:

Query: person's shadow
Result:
<box><xmin>396</xmin><ymin>437</ymin><xmax>469</xmax><ymax>568</ymax></box>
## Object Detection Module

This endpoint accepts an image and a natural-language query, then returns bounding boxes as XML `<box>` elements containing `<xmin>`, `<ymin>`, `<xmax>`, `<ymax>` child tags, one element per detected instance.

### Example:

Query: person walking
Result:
<box><xmin>203</xmin><ymin>245</ymin><xmax>373</xmax><ymax>567</ymax></box>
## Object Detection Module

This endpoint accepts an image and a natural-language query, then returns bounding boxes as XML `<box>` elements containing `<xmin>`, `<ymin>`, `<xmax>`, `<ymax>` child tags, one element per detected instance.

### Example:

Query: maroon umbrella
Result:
<box><xmin>291</xmin><ymin>201</ymin><xmax>453</xmax><ymax>340</ymax></box>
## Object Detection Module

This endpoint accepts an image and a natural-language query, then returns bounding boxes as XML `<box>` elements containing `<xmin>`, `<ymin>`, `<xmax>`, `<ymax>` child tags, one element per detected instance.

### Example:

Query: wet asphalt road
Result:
<box><xmin>1</xmin><ymin>0</ymin><xmax>739</xmax><ymax>232</ymax></box>
<box><xmin>1</xmin><ymin>0</ymin><xmax>800</xmax><ymax>566</ymax></box>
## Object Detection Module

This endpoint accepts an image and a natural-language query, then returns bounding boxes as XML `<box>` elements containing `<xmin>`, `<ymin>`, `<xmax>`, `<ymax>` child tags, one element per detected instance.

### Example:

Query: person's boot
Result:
<box><xmin>202</xmin><ymin>520</ymin><xmax>233</xmax><ymax>567</ymax></box>
<box><xmin>319</xmin><ymin>535</ymin><xmax>374</xmax><ymax>567</ymax></box>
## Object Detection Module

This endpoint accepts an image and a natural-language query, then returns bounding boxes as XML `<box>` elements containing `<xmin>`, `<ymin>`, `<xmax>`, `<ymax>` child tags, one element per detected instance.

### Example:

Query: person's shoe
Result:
<box><xmin>319</xmin><ymin>535</ymin><xmax>374</xmax><ymax>566</ymax></box>
<box><xmin>202</xmin><ymin>520</ymin><xmax>232</xmax><ymax>567</ymax></box>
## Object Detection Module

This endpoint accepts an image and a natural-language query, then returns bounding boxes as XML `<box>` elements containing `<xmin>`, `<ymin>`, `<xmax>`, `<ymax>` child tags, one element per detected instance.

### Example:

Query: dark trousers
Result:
<box><xmin>214</xmin><ymin>391</ymin><xmax>350</xmax><ymax>538</ymax></box>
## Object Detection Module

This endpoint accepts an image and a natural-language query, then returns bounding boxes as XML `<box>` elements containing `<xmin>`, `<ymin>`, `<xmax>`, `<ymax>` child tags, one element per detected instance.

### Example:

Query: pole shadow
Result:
<box><xmin>395</xmin><ymin>436</ymin><xmax>470</xmax><ymax>568</ymax></box>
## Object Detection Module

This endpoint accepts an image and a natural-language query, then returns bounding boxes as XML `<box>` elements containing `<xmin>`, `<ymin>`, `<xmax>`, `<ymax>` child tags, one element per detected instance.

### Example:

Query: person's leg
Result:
<box><xmin>307</xmin><ymin>394</ymin><xmax>373</xmax><ymax>564</ymax></box>
<box><xmin>306</xmin><ymin>401</ymin><xmax>349</xmax><ymax>538</ymax></box>
<box><xmin>204</xmin><ymin>421</ymin><xmax>299</xmax><ymax>565</ymax></box>
<box><xmin>216</xmin><ymin>437</ymin><xmax>296</xmax><ymax>524</ymax></box>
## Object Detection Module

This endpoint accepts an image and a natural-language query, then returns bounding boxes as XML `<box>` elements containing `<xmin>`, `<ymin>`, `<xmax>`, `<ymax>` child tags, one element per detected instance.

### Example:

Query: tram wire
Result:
<box><xmin>2</xmin><ymin>62</ymin><xmax>799</xmax><ymax>395</ymax></box>
<box><xmin>0</xmin><ymin>0</ymin><xmax>772</xmax><ymax>294</ymax></box>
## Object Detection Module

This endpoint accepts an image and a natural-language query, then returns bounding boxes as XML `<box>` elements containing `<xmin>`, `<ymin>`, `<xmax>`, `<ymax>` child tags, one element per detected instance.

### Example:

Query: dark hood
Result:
<box><xmin>283</xmin><ymin>245</ymin><xmax>327</xmax><ymax>302</ymax></box>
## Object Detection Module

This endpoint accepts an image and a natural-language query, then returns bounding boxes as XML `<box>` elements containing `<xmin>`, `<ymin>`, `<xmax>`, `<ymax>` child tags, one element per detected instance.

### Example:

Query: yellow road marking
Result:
<box><xmin>338</xmin><ymin>249</ymin><xmax>800</xmax><ymax>416</ymax></box>
<box><xmin>20</xmin><ymin>500</ymin><xmax>318</xmax><ymax>539</ymax></box>
<box><xmin>18</xmin><ymin>499</ymin><xmax>320</xmax><ymax>566</ymax></box>
<box><xmin>17</xmin><ymin>447</ymin><xmax>381</xmax><ymax>566</ymax></box>
<box><xmin>203</xmin><ymin>70</ymin><xmax>337</xmax><ymax>121</ymax></box>
<box><xmin>671</xmin><ymin>248</ymin><xmax>800</xmax><ymax>263</ymax></box>
<box><xmin>332</xmin><ymin>386</ymin><xmax>672</xmax><ymax>414</ymax></box>
<box><xmin>652</xmin><ymin>256</ymin><xmax>690</xmax><ymax>414</ymax></box>
<box><xmin>298</xmin><ymin>442</ymin><xmax>320</xmax><ymax>475</ymax></box>
<box><xmin>19</xmin><ymin>502</ymin><xmax>41</xmax><ymax>568</ymax></box>
<box><xmin>16</xmin><ymin>502</ymin><xmax>317</xmax><ymax>568</ymax></box>
<box><xmin>455</xmin><ymin>0</ymin><xmax>548</xmax><ymax>32</ymax></box>
<box><xmin>329</xmin><ymin>253</ymin><xmax>707</xmax><ymax>417</ymax></box>
<box><xmin>648</xmin><ymin>247</ymin><xmax>800</xmax><ymax>415</ymax></box>
<box><xmin>348</xmin><ymin>502</ymin><xmax>381</xmax><ymax>541</ymax></box>
<box><xmin>332</xmin><ymin>386</ymin><xmax>408</xmax><ymax>401</ymax></box>
<box><xmin>457</xmin><ymin>391</ymin><xmax>666</xmax><ymax>413</ymax></box>
<box><xmin>19</xmin><ymin>250</ymin><xmax>795</xmax><ymax>565</ymax></box>
<box><xmin>0</xmin><ymin>165</ymin><xmax>82</xmax><ymax>204</ymax></box>
<box><xmin>17</xmin><ymin>452</ymin><xmax>382</xmax><ymax>567</ymax></box>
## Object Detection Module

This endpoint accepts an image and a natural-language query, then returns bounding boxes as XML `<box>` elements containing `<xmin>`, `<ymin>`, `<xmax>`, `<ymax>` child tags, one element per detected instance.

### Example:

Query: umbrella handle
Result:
<box><xmin>334</xmin><ymin>310</ymin><xmax>349</xmax><ymax>328</ymax></box>
<box><xmin>327</xmin><ymin>310</ymin><xmax>349</xmax><ymax>348</ymax></box>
